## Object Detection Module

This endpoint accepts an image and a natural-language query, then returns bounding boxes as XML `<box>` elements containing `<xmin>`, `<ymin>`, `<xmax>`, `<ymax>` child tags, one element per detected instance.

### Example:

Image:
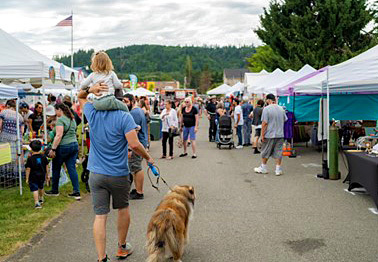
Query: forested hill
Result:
<box><xmin>56</xmin><ymin>45</ymin><xmax>255</xmax><ymax>82</ymax></box>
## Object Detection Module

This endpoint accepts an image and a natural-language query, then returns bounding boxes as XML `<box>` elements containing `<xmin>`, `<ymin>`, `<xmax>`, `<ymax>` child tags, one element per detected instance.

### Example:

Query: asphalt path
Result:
<box><xmin>9</xmin><ymin>117</ymin><xmax>378</xmax><ymax>262</ymax></box>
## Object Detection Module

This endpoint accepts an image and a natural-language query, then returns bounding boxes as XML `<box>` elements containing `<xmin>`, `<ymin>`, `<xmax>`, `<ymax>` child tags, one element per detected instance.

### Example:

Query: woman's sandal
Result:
<box><xmin>160</xmin><ymin>155</ymin><xmax>166</xmax><ymax>159</ymax></box>
<box><xmin>192</xmin><ymin>155</ymin><xmax>197</xmax><ymax>159</ymax></box>
<box><xmin>179</xmin><ymin>153</ymin><xmax>188</xmax><ymax>157</ymax></box>
<box><xmin>167</xmin><ymin>156</ymin><xmax>174</xmax><ymax>160</ymax></box>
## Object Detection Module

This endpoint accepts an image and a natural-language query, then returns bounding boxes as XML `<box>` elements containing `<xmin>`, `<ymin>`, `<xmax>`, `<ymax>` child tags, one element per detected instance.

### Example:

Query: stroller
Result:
<box><xmin>217</xmin><ymin>115</ymin><xmax>235</xmax><ymax>149</ymax></box>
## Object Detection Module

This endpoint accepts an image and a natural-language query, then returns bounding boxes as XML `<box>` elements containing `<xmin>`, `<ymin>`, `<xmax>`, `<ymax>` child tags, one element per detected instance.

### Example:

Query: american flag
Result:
<box><xmin>56</xmin><ymin>15</ymin><xmax>72</xmax><ymax>26</ymax></box>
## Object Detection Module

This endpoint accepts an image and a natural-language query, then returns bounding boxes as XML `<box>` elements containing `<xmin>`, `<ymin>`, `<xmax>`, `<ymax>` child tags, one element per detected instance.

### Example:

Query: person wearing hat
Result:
<box><xmin>254</xmin><ymin>94</ymin><xmax>287</xmax><ymax>176</ymax></box>
<box><xmin>19</xmin><ymin>102</ymin><xmax>33</xmax><ymax>134</ymax></box>
<box><xmin>204</xmin><ymin>96</ymin><xmax>217</xmax><ymax>142</ymax></box>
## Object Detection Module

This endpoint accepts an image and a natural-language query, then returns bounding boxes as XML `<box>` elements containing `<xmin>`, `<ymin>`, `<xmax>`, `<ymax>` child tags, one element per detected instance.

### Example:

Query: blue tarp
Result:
<box><xmin>278</xmin><ymin>94</ymin><xmax>378</xmax><ymax>122</ymax></box>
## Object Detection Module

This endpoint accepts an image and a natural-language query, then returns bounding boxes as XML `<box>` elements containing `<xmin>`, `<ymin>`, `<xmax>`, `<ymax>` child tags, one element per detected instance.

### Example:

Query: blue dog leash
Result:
<box><xmin>147</xmin><ymin>163</ymin><xmax>172</xmax><ymax>192</ymax></box>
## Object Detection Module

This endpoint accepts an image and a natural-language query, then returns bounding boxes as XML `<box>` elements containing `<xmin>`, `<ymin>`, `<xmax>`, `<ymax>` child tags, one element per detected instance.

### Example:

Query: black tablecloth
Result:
<box><xmin>345</xmin><ymin>152</ymin><xmax>378</xmax><ymax>208</ymax></box>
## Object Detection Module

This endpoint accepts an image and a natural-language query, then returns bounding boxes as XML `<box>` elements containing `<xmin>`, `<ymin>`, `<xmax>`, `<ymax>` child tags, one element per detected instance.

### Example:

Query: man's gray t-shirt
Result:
<box><xmin>261</xmin><ymin>104</ymin><xmax>287</xmax><ymax>138</ymax></box>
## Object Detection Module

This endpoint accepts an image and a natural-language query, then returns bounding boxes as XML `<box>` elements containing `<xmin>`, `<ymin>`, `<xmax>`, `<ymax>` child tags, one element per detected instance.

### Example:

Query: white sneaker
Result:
<box><xmin>236</xmin><ymin>145</ymin><xmax>243</xmax><ymax>149</ymax></box>
<box><xmin>275</xmin><ymin>169</ymin><xmax>283</xmax><ymax>176</ymax></box>
<box><xmin>254</xmin><ymin>166</ymin><xmax>268</xmax><ymax>174</ymax></box>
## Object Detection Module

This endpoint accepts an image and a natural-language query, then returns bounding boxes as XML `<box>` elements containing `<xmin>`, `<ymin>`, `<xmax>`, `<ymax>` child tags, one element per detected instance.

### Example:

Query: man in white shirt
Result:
<box><xmin>233</xmin><ymin>99</ymin><xmax>244</xmax><ymax>149</ymax></box>
<box><xmin>254</xmin><ymin>94</ymin><xmax>287</xmax><ymax>176</ymax></box>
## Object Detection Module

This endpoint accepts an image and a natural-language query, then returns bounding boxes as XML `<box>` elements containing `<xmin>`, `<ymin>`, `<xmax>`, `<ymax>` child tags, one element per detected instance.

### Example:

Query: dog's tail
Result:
<box><xmin>146</xmin><ymin>209</ymin><xmax>179</xmax><ymax>262</ymax></box>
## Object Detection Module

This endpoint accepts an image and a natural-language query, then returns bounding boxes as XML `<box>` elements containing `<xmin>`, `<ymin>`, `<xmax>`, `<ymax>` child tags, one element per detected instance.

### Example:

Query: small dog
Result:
<box><xmin>146</xmin><ymin>185</ymin><xmax>195</xmax><ymax>262</ymax></box>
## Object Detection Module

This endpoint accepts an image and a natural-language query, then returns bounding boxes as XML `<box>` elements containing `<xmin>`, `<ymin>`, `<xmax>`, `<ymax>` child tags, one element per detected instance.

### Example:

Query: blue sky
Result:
<box><xmin>0</xmin><ymin>0</ymin><xmax>268</xmax><ymax>58</ymax></box>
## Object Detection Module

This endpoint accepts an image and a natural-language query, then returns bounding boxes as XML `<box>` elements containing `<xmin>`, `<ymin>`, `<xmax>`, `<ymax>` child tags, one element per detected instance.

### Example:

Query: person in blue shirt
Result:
<box><xmin>78</xmin><ymin>83</ymin><xmax>154</xmax><ymax>262</ymax></box>
<box><xmin>123</xmin><ymin>93</ymin><xmax>148</xmax><ymax>200</ymax></box>
<box><xmin>241</xmin><ymin>97</ymin><xmax>253</xmax><ymax>146</ymax></box>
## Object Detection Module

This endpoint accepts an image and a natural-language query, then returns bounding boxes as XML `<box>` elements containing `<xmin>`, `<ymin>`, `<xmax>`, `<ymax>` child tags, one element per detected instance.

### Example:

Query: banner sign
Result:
<box><xmin>147</xmin><ymin>81</ymin><xmax>155</xmax><ymax>91</ymax></box>
<box><xmin>0</xmin><ymin>143</ymin><xmax>11</xmax><ymax>166</ymax></box>
<box><xmin>59</xmin><ymin>63</ymin><xmax>66</xmax><ymax>80</ymax></box>
<box><xmin>49</xmin><ymin>66</ymin><xmax>56</xmax><ymax>83</ymax></box>
<box><xmin>129</xmin><ymin>74</ymin><xmax>138</xmax><ymax>90</ymax></box>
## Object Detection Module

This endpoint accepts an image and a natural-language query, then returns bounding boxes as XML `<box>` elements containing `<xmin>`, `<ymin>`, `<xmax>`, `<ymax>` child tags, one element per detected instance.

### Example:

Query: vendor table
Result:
<box><xmin>345</xmin><ymin>151</ymin><xmax>378</xmax><ymax>208</ymax></box>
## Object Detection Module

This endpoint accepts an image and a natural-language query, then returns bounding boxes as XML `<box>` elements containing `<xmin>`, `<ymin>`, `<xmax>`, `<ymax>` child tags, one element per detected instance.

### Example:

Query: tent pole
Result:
<box><xmin>317</xmin><ymin>69</ymin><xmax>329</xmax><ymax>179</ymax></box>
<box><xmin>326</xmin><ymin>68</ymin><xmax>330</xmax><ymax>169</ymax></box>
<box><xmin>81</xmin><ymin>111</ymin><xmax>85</xmax><ymax>159</ymax></box>
<box><xmin>42</xmin><ymin>83</ymin><xmax>48</xmax><ymax>145</ymax></box>
<box><xmin>71</xmin><ymin>10</ymin><xmax>74</xmax><ymax>68</ymax></box>
<box><xmin>16</xmin><ymin>98</ymin><xmax>22</xmax><ymax>195</ymax></box>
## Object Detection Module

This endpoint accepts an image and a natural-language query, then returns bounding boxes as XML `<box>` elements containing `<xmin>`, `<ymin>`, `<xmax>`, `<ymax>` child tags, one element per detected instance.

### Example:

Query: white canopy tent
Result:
<box><xmin>244</xmin><ymin>70</ymin><xmax>270</xmax><ymax>94</ymax></box>
<box><xmin>0</xmin><ymin>29</ymin><xmax>80</xmax><ymax>144</ymax></box>
<box><xmin>247</xmin><ymin>68</ymin><xmax>284</xmax><ymax>94</ymax></box>
<box><xmin>225</xmin><ymin>82</ymin><xmax>245</xmax><ymax>97</ymax></box>
<box><xmin>0</xmin><ymin>29</ymin><xmax>78</xmax><ymax>87</ymax></box>
<box><xmin>207</xmin><ymin>83</ymin><xmax>231</xmax><ymax>95</ymax></box>
<box><xmin>274</xmin><ymin>64</ymin><xmax>316</xmax><ymax>91</ymax></box>
<box><xmin>254</xmin><ymin>69</ymin><xmax>297</xmax><ymax>94</ymax></box>
<box><xmin>0</xmin><ymin>83</ymin><xmax>23</xmax><ymax>195</ymax></box>
<box><xmin>0</xmin><ymin>83</ymin><xmax>18</xmax><ymax>98</ymax></box>
<box><xmin>292</xmin><ymin>44</ymin><xmax>378</xmax><ymax>94</ymax></box>
<box><xmin>127</xmin><ymin>87</ymin><xmax>155</xmax><ymax>97</ymax></box>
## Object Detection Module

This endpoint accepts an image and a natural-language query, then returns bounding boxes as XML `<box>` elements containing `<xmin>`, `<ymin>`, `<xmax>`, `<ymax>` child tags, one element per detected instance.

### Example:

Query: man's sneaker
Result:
<box><xmin>130</xmin><ymin>191</ymin><xmax>144</xmax><ymax>200</ymax></box>
<box><xmin>275</xmin><ymin>169</ymin><xmax>283</xmax><ymax>176</ymax></box>
<box><xmin>68</xmin><ymin>192</ymin><xmax>81</xmax><ymax>200</ymax></box>
<box><xmin>116</xmin><ymin>243</ymin><xmax>133</xmax><ymax>258</ymax></box>
<box><xmin>236</xmin><ymin>145</ymin><xmax>243</xmax><ymax>149</ymax></box>
<box><xmin>34</xmin><ymin>203</ymin><xmax>42</xmax><ymax>209</ymax></box>
<box><xmin>45</xmin><ymin>190</ymin><xmax>60</xmax><ymax>196</ymax></box>
<box><xmin>254</xmin><ymin>166</ymin><xmax>268</xmax><ymax>174</ymax></box>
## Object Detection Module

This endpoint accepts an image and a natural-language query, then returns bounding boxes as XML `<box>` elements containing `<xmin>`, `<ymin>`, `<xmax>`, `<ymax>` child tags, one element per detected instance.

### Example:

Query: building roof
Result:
<box><xmin>224</xmin><ymin>69</ymin><xmax>249</xmax><ymax>79</ymax></box>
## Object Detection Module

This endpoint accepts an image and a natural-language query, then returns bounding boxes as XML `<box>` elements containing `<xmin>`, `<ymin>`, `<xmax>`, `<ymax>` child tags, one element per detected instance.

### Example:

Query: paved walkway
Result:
<box><xmin>9</xmin><ymin>118</ymin><xmax>378</xmax><ymax>262</ymax></box>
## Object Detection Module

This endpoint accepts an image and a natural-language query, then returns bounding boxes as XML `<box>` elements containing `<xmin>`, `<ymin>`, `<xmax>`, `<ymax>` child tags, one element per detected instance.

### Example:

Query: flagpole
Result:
<box><xmin>71</xmin><ymin>10</ymin><xmax>73</xmax><ymax>68</ymax></box>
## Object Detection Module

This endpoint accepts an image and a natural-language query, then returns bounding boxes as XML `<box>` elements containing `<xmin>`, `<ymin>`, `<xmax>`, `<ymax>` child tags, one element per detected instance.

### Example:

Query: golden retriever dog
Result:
<box><xmin>146</xmin><ymin>185</ymin><xmax>195</xmax><ymax>262</ymax></box>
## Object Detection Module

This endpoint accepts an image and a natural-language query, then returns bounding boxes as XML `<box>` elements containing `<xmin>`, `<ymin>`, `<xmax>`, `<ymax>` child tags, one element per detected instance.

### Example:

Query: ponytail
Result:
<box><xmin>54</xmin><ymin>103</ymin><xmax>74</xmax><ymax>120</ymax></box>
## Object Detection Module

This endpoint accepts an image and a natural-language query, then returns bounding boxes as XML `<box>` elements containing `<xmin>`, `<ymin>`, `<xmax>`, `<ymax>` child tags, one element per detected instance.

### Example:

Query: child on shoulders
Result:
<box><xmin>80</xmin><ymin>51</ymin><xmax>128</xmax><ymax>112</ymax></box>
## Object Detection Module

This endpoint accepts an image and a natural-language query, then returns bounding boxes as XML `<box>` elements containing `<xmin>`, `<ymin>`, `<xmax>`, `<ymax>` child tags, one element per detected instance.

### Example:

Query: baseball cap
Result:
<box><xmin>19</xmin><ymin>102</ymin><xmax>29</xmax><ymax>109</ymax></box>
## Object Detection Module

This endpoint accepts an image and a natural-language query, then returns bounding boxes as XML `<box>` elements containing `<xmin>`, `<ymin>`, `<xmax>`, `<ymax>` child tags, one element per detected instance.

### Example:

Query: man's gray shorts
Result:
<box><xmin>261</xmin><ymin>138</ymin><xmax>284</xmax><ymax>159</ymax></box>
<box><xmin>89</xmin><ymin>173</ymin><xmax>131</xmax><ymax>215</ymax></box>
<box><xmin>129</xmin><ymin>152</ymin><xmax>143</xmax><ymax>174</ymax></box>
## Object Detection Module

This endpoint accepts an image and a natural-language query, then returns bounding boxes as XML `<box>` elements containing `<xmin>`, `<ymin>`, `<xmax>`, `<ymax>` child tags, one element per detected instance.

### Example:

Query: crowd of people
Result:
<box><xmin>0</xmin><ymin>50</ymin><xmax>289</xmax><ymax>262</ymax></box>
<box><xmin>203</xmin><ymin>93</ymin><xmax>287</xmax><ymax>176</ymax></box>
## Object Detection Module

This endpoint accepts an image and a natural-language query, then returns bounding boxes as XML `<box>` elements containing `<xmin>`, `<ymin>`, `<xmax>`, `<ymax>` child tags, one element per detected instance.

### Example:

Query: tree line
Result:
<box><xmin>55</xmin><ymin>45</ymin><xmax>255</xmax><ymax>93</ymax></box>
<box><xmin>248</xmin><ymin>0</ymin><xmax>378</xmax><ymax>72</ymax></box>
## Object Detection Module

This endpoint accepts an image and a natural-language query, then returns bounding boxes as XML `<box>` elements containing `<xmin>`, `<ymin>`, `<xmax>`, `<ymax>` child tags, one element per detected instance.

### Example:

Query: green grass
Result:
<box><xmin>0</xmin><ymin>165</ymin><xmax>86</xmax><ymax>258</ymax></box>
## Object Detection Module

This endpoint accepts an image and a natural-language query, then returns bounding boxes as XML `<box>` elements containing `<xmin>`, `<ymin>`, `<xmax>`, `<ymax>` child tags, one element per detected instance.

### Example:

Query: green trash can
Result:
<box><xmin>150</xmin><ymin>115</ymin><xmax>162</xmax><ymax>141</ymax></box>
<box><xmin>329</xmin><ymin>126</ymin><xmax>341</xmax><ymax>180</ymax></box>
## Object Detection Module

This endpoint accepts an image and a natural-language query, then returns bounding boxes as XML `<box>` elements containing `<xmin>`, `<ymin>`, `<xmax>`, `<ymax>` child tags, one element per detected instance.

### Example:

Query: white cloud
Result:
<box><xmin>0</xmin><ymin>0</ymin><xmax>268</xmax><ymax>58</ymax></box>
